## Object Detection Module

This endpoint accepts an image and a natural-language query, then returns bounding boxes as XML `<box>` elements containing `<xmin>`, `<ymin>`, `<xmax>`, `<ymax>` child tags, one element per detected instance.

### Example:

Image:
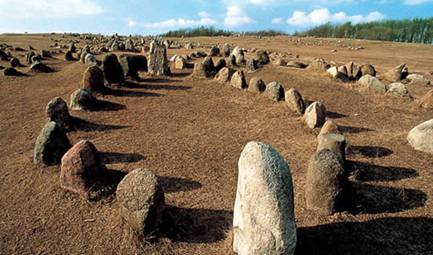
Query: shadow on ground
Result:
<box><xmin>347</xmin><ymin>146</ymin><xmax>393</xmax><ymax>158</ymax></box>
<box><xmin>297</xmin><ymin>217</ymin><xmax>433</xmax><ymax>255</ymax></box>
<box><xmin>99</xmin><ymin>152</ymin><xmax>145</xmax><ymax>164</ymax></box>
<box><xmin>70</xmin><ymin>117</ymin><xmax>130</xmax><ymax>132</ymax></box>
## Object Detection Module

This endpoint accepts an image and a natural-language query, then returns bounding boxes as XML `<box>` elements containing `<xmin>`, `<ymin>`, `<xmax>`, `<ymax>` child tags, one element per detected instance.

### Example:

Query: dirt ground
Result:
<box><xmin>1</xmin><ymin>34</ymin><xmax>433</xmax><ymax>255</ymax></box>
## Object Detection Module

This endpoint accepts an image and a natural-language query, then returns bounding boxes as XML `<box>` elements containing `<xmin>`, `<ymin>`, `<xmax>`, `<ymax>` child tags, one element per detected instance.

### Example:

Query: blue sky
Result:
<box><xmin>0</xmin><ymin>0</ymin><xmax>432</xmax><ymax>35</ymax></box>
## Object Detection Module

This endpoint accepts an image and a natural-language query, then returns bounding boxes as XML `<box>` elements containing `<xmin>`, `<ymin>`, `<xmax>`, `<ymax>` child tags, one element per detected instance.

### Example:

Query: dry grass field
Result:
<box><xmin>1</xmin><ymin>34</ymin><xmax>433</xmax><ymax>254</ymax></box>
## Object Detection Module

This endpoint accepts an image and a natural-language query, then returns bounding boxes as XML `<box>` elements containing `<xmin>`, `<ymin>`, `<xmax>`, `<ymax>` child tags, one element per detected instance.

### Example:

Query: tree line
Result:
<box><xmin>161</xmin><ymin>26</ymin><xmax>287</xmax><ymax>37</ymax></box>
<box><xmin>296</xmin><ymin>17</ymin><xmax>433</xmax><ymax>44</ymax></box>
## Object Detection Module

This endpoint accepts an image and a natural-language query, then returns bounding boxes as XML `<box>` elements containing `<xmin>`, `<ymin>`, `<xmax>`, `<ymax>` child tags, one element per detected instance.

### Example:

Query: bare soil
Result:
<box><xmin>1</xmin><ymin>34</ymin><xmax>433</xmax><ymax>255</ymax></box>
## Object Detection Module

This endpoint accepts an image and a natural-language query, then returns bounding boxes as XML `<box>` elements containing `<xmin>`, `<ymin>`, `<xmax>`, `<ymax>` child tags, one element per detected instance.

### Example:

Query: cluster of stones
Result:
<box><xmin>1</xmin><ymin>45</ymin><xmax>56</xmax><ymax>76</ymax></box>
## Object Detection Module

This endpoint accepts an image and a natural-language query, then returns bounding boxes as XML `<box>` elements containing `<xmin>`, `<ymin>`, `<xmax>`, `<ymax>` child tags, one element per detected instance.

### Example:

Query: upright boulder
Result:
<box><xmin>305</xmin><ymin>149</ymin><xmax>348</xmax><ymax>214</ymax></box>
<box><xmin>384</xmin><ymin>64</ymin><xmax>408</xmax><ymax>82</ymax></box>
<box><xmin>116</xmin><ymin>168</ymin><xmax>165</xmax><ymax>236</ymax></box>
<box><xmin>34</xmin><ymin>121</ymin><xmax>72</xmax><ymax>166</ymax></box>
<box><xmin>215</xmin><ymin>67</ymin><xmax>235</xmax><ymax>84</ymax></box>
<box><xmin>209</xmin><ymin>46</ymin><xmax>220</xmax><ymax>57</ymax></box>
<box><xmin>60</xmin><ymin>140</ymin><xmax>106</xmax><ymax>197</ymax></box>
<box><xmin>386</xmin><ymin>82</ymin><xmax>410</xmax><ymax>97</ymax></box>
<box><xmin>83</xmin><ymin>66</ymin><xmax>106</xmax><ymax>94</ymax></box>
<box><xmin>70</xmin><ymin>89</ymin><xmax>97</xmax><ymax>111</ymax></box>
<box><xmin>234</xmin><ymin>141</ymin><xmax>297</xmax><ymax>255</ymax></box>
<box><xmin>64</xmin><ymin>50</ymin><xmax>74</xmax><ymax>61</ymax></box>
<box><xmin>46</xmin><ymin>97</ymin><xmax>71</xmax><ymax>130</ymax></box>
<box><xmin>358</xmin><ymin>75</ymin><xmax>387</xmax><ymax>93</ymax></box>
<box><xmin>418</xmin><ymin>89</ymin><xmax>433</xmax><ymax>109</ymax></box>
<box><xmin>254</xmin><ymin>50</ymin><xmax>270</xmax><ymax>65</ymax></box>
<box><xmin>119</xmin><ymin>54</ymin><xmax>148</xmax><ymax>78</ymax></box>
<box><xmin>248</xmin><ymin>77</ymin><xmax>266</xmax><ymax>93</ymax></box>
<box><xmin>317</xmin><ymin>133</ymin><xmax>346</xmax><ymax>161</ymax></box>
<box><xmin>266</xmin><ymin>82</ymin><xmax>284</xmax><ymax>102</ymax></box>
<box><xmin>230</xmin><ymin>71</ymin><xmax>248</xmax><ymax>89</ymax></box>
<box><xmin>223</xmin><ymin>43</ymin><xmax>231</xmax><ymax>57</ymax></box>
<box><xmin>407</xmin><ymin>119</ymin><xmax>433</xmax><ymax>154</ymax></box>
<box><xmin>360</xmin><ymin>64</ymin><xmax>376</xmax><ymax>77</ymax></box>
<box><xmin>285</xmin><ymin>88</ymin><xmax>305</xmax><ymax>115</ymax></box>
<box><xmin>30</xmin><ymin>61</ymin><xmax>53</xmax><ymax>73</ymax></box>
<box><xmin>303</xmin><ymin>102</ymin><xmax>327</xmax><ymax>129</ymax></box>
<box><xmin>307</xmin><ymin>58</ymin><xmax>330</xmax><ymax>72</ymax></box>
<box><xmin>102</xmin><ymin>54</ymin><xmax>124</xmax><ymax>85</ymax></box>
<box><xmin>148</xmin><ymin>41</ymin><xmax>171</xmax><ymax>76</ymax></box>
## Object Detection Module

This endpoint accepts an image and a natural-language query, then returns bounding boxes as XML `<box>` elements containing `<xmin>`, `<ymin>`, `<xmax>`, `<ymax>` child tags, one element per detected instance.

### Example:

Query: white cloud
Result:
<box><xmin>224</xmin><ymin>5</ymin><xmax>254</xmax><ymax>27</ymax></box>
<box><xmin>198</xmin><ymin>11</ymin><xmax>211</xmax><ymax>18</ymax></box>
<box><xmin>403</xmin><ymin>0</ymin><xmax>433</xmax><ymax>4</ymax></box>
<box><xmin>143</xmin><ymin>17</ymin><xmax>216</xmax><ymax>29</ymax></box>
<box><xmin>287</xmin><ymin>8</ymin><xmax>384</xmax><ymax>26</ymax></box>
<box><xmin>0</xmin><ymin>0</ymin><xmax>104</xmax><ymax>18</ymax></box>
<box><xmin>272</xmin><ymin>17</ymin><xmax>284</xmax><ymax>24</ymax></box>
<box><xmin>127</xmin><ymin>18</ymin><xmax>137</xmax><ymax>27</ymax></box>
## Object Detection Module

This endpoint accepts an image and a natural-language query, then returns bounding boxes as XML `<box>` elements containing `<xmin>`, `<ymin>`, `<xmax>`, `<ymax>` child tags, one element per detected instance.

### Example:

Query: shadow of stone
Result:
<box><xmin>297</xmin><ymin>217</ymin><xmax>433</xmax><ymax>255</ymax></box>
<box><xmin>349</xmin><ymin>183</ymin><xmax>426</xmax><ymax>214</ymax></box>
<box><xmin>140</xmin><ymin>77</ymin><xmax>183</xmax><ymax>83</ymax></box>
<box><xmin>326</xmin><ymin>111</ymin><xmax>348</xmax><ymax>119</ymax></box>
<box><xmin>107</xmin><ymin>88</ymin><xmax>164</xmax><ymax>98</ymax></box>
<box><xmin>92</xmin><ymin>99</ymin><xmax>127</xmax><ymax>111</ymax></box>
<box><xmin>347</xmin><ymin>160</ymin><xmax>418</xmax><ymax>182</ymax></box>
<box><xmin>338</xmin><ymin>125</ymin><xmax>375</xmax><ymax>133</ymax></box>
<box><xmin>88</xmin><ymin>169</ymin><xmax>127</xmax><ymax>201</ymax></box>
<box><xmin>347</xmin><ymin>146</ymin><xmax>393</xmax><ymax>158</ymax></box>
<box><xmin>70</xmin><ymin>116</ymin><xmax>130</xmax><ymax>132</ymax></box>
<box><xmin>158</xmin><ymin>176</ymin><xmax>202</xmax><ymax>193</ymax></box>
<box><xmin>161</xmin><ymin>206</ymin><xmax>232</xmax><ymax>244</ymax></box>
<box><xmin>125</xmin><ymin>81</ymin><xmax>192</xmax><ymax>91</ymax></box>
<box><xmin>99</xmin><ymin>152</ymin><xmax>145</xmax><ymax>164</ymax></box>
<box><xmin>171</xmin><ymin>72</ymin><xmax>193</xmax><ymax>78</ymax></box>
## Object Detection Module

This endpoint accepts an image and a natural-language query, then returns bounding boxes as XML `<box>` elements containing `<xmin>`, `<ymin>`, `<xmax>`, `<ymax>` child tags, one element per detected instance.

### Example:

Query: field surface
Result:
<box><xmin>1</xmin><ymin>34</ymin><xmax>433</xmax><ymax>254</ymax></box>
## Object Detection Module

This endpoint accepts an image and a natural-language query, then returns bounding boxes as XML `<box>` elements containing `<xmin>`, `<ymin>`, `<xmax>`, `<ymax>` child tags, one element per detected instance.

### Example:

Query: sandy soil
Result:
<box><xmin>1</xmin><ymin>34</ymin><xmax>433</xmax><ymax>255</ymax></box>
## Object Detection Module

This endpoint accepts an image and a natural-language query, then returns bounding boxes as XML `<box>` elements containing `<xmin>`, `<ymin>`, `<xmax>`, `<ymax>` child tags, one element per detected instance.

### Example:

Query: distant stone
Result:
<box><xmin>222</xmin><ymin>43</ymin><xmax>231</xmax><ymax>57</ymax></box>
<box><xmin>83</xmin><ymin>66</ymin><xmax>106</xmax><ymax>94</ymax></box>
<box><xmin>175</xmin><ymin>56</ymin><xmax>187</xmax><ymax>70</ymax></box>
<box><xmin>41</xmin><ymin>49</ymin><xmax>52</xmax><ymax>58</ymax></box>
<box><xmin>46</xmin><ymin>97</ymin><xmax>71</xmax><ymax>130</ymax></box>
<box><xmin>214</xmin><ymin>58</ymin><xmax>226</xmax><ymax>73</ymax></box>
<box><xmin>30</xmin><ymin>61</ymin><xmax>53</xmax><ymax>73</ymax></box>
<box><xmin>209</xmin><ymin>46</ymin><xmax>220</xmax><ymax>57</ymax></box>
<box><xmin>266</xmin><ymin>82</ymin><xmax>284</xmax><ymax>102</ymax></box>
<box><xmin>34</xmin><ymin>121</ymin><xmax>71</xmax><ymax>166</ymax></box>
<box><xmin>68</xmin><ymin>42</ymin><xmax>76</xmax><ymax>53</ymax></box>
<box><xmin>230</xmin><ymin>71</ymin><xmax>248</xmax><ymax>89</ymax></box>
<box><xmin>254</xmin><ymin>50</ymin><xmax>270</xmax><ymax>65</ymax></box>
<box><xmin>102</xmin><ymin>54</ymin><xmax>124</xmax><ymax>85</ymax></box>
<box><xmin>125</xmin><ymin>39</ymin><xmax>135</xmax><ymax>52</ymax></box>
<box><xmin>215</xmin><ymin>67</ymin><xmax>235</xmax><ymax>84</ymax></box>
<box><xmin>148</xmin><ymin>41</ymin><xmax>171</xmax><ymax>76</ymax></box>
<box><xmin>307</xmin><ymin>58</ymin><xmax>330</xmax><ymax>72</ymax></box>
<box><xmin>84</xmin><ymin>54</ymin><xmax>97</xmax><ymax>67</ymax></box>
<box><xmin>117</xmin><ymin>168</ymin><xmax>165</xmax><ymax>236</ymax></box>
<box><xmin>202</xmin><ymin>56</ymin><xmax>215</xmax><ymax>75</ymax></box>
<box><xmin>192</xmin><ymin>62</ymin><xmax>209</xmax><ymax>79</ymax></box>
<box><xmin>384</xmin><ymin>64</ymin><xmax>408</xmax><ymax>82</ymax></box>
<box><xmin>407</xmin><ymin>119</ymin><xmax>433</xmax><ymax>154</ymax></box>
<box><xmin>285</xmin><ymin>88</ymin><xmax>305</xmax><ymax>115</ymax></box>
<box><xmin>64</xmin><ymin>50</ymin><xmax>74</xmax><ymax>61</ymax></box>
<box><xmin>3</xmin><ymin>67</ymin><xmax>23</xmax><ymax>76</ymax></box>
<box><xmin>274</xmin><ymin>58</ymin><xmax>288</xmax><ymax>66</ymax></box>
<box><xmin>248</xmin><ymin>77</ymin><xmax>266</xmax><ymax>93</ymax></box>
<box><xmin>234</xmin><ymin>141</ymin><xmax>297</xmax><ymax>255</ymax></box>
<box><xmin>407</xmin><ymin>74</ymin><xmax>431</xmax><ymax>86</ymax></box>
<box><xmin>286</xmin><ymin>61</ymin><xmax>307</xmax><ymax>69</ymax></box>
<box><xmin>60</xmin><ymin>140</ymin><xmax>106</xmax><ymax>197</ymax></box>
<box><xmin>70</xmin><ymin>89</ymin><xmax>97</xmax><ymax>111</ymax></box>
<box><xmin>358</xmin><ymin>75</ymin><xmax>387</xmax><ymax>93</ymax></box>
<box><xmin>360</xmin><ymin>64</ymin><xmax>376</xmax><ymax>77</ymax></box>
<box><xmin>119</xmin><ymin>54</ymin><xmax>147</xmax><ymax>78</ymax></box>
<box><xmin>327</xmin><ymin>66</ymin><xmax>348</xmax><ymax>81</ymax></box>
<box><xmin>305</xmin><ymin>149</ymin><xmax>348</xmax><ymax>214</ymax></box>
<box><xmin>9</xmin><ymin>57</ymin><xmax>21</xmax><ymax>67</ymax></box>
<box><xmin>303</xmin><ymin>102</ymin><xmax>327</xmax><ymax>129</ymax></box>
<box><xmin>386</xmin><ymin>82</ymin><xmax>410</xmax><ymax>97</ymax></box>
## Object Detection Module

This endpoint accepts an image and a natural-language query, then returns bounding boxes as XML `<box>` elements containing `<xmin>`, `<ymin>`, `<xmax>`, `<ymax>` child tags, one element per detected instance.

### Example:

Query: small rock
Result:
<box><xmin>230</xmin><ymin>71</ymin><xmax>248</xmax><ymax>89</ymax></box>
<box><xmin>303</xmin><ymin>102</ymin><xmax>327</xmax><ymax>129</ymax></box>
<box><xmin>285</xmin><ymin>88</ymin><xmax>305</xmax><ymax>114</ymax></box>
<box><xmin>358</xmin><ymin>75</ymin><xmax>387</xmax><ymax>93</ymax></box>
<box><xmin>407</xmin><ymin>119</ymin><xmax>433</xmax><ymax>154</ymax></box>
<box><xmin>215</xmin><ymin>67</ymin><xmax>235</xmax><ymax>84</ymax></box>
<box><xmin>70</xmin><ymin>88</ymin><xmax>97</xmax><ymax>111</ymax></box>
<box><xmin>248</xmin><ymin>77</ymin><xmax>266</xmax><ymax>93</ymax></box>
<box><xmin>266</xmin><ymin>82</ymin><xmax>284</xmax><ymax>102</ymax></box>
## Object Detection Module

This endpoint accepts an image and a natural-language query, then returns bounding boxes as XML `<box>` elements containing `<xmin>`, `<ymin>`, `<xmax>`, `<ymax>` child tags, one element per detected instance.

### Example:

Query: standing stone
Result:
<box><xmin>84</xmin><ymin>54</ymin><xmax>97</xmax><ymax>67</ymax></box>
<box><xmin>34</xmin><ymin>121</ymin><xmax>72</xmax><ymax>166</ymax></box>
<box><xmin>214</xmin><ymin>58</ymin><xmax>226</xmax><ymax>73</ymax></box>
<box><xmin>234</xmin><ymin>141</ymin><xmax>297</xmax><ymax>255</ymax></box>
<box><xmin>407</xmin><ymin>119</ymin><xmax>433</xmax><ymax>154</ymax></box>
<box><xmin>319</xmin><ymin>119</ymin><xmax>341</xmax><ymax>136</ymax></box>
<box><xmin>248</xmin><ymin>77</ymin><xmax>266</xmax><ymax>93</ymax></box>
<box><xmin>360</xmin><ymin>64</ymin><xmax>376</xmax><ymax>77</ymax></box>
<box><xmin>68</xmin><ymin>42</ymin><xmax>76</xmax><ymax>53</ymax></box>
<box><xmin>125</xmin><ymin>39</ymin><xmax>135</xmax><ymax>52</ymax></box>
<box><xmin>70</xmin><ymin>89</ymin><xmax>97</xmax><ymax>111</ymax></box>
<box><xmin>305</xmin><ymin>149</ymin><xmax>348</xmax><ymax>215</ymax></box>
<box><xmin>209</xmin><ymin>46</ymin><xmax>220</xmax><ymax>57</ymax></box>
<box><xmin>46</xmin><ymin>97</ymin><xmax>71</xmax><ymax>130</ymax></box>
<box><xmin>418</xmin><ymin>89</ymin><xmax>433</xmax><ymax>109</ymax></box>
<box><xmin>60</xmin><ymin>140</ymin><xmax>106</xmax><ymax>197</ymax></box>
<box><xmin>223</xmin><ymin>43</ymin><xmax>231</xmax><ymax>57</ymax></box>
<box><xmin>119</xmin><ymin>54</ymin><xmax>148</xmax><ymax>78</ymax></box>
<box><xmin>102</xmin><ymin>54</ymin><xmax>124</xmax><ymax>85</ymax></box>
<box><xmin>266</xmin><ymin>82</ymin><xmax>284</xmax><ymax>102</ymax></box>
<box><xmin>384</xmin><ymin>64</ymin><xmax>408</xmax><ymax>82</ymax></box>
<box><xmin>230</xmin><ymin>71</ymin><xmax>248</xmax><ymax>89</ymax></box>
<box><xmin>285</xmin><ymin>88</ymin><xmax>305</xmax><ymax>114</ymax></box>
<box><xmin>117</xmin><ymin>168</ymin><xmax>165</xmax><ymax>236</ymax></box>
<box><xmin>64</xmin><ymin>50</ymin><xmax>74</xmax><ymax>61</ymax></box>
<box><xmin>148</xmin><ymin>41</ymin><xmax>171</xmax><ymax>76</ymax></box>
<box><xmin>10</xmin><ymin>57</ymin><xmax>21</xmax><ymax>67</ymax></box>
<box><xmin>202</xmin><ymin>56</ymin><xmax>215</xmax><ymax>75</ymax></box>
<box><xmin>307</xmin><ymin>58</ymin><xmax>330</xmax><ymax>72</ymax></box>
<box><xmin>192</xmin><ymin>62</ymin><xmax>209</xmax><ymax>79</ymax></box>
<box><xmin>303</xmin><ymin>102</ymin><xmax>327</xmax><ymax>129</ymax></box>
<box><xmin>215</xmin><ymin>67</ymin><xmax>235</xmax><ymax>84</ymax></box>
<box><xmin>386</xmin><ymin>82</ymin><xmax>410</xmax><ymax>97</ymax></box>
<box><xmin>175</xmin><ymin>56</ymin><xmax>186</xmax><ymax>70</ymax></box>
<box><xmin>358</xmin><ymin>75</ymin><xmax>387</xmax><ymax>93</ymax></box>
<box><xmin>30</xmin><ymin>61</ymin><xmax>53</xmax><ymax>73</ymax></box>
<box><xmin>83</xmin><ymin>66</ymin><xmax>106</xmax><ymax>94</ymax></box>
<box><xmin>317</xmin><ymin>133</ymin><xmax>346</xmax><ymax>161</ymax></box>
<box><xmin>247</xmin><ymin>59</ymin><xmax>259</xmax><ymax>72</ymax></box>
<box><xmin>407</xmin><ymin>74</ymin><xmax>431</xmax><ymax>86</ymax></box>
<box><xmin>254</xmin><ymin>50</ymin><xmax>270</xmax><ymax>65</ymax></box>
